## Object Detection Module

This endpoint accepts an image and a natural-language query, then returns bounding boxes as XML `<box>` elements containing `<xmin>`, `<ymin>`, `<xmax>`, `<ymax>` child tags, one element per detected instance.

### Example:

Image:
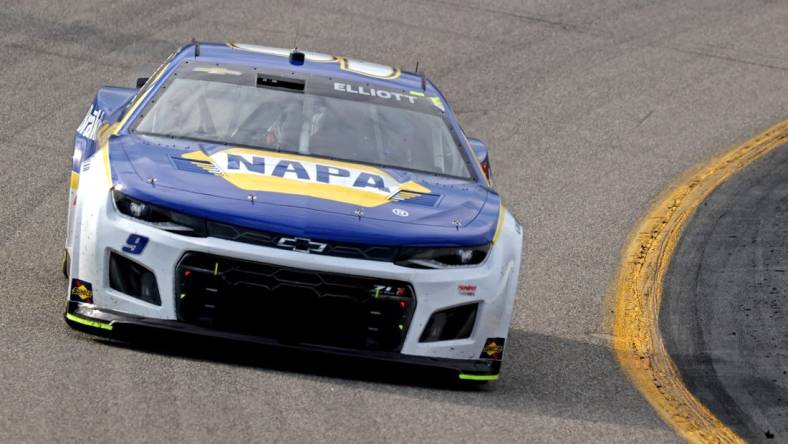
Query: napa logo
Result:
<box><xmin>182</xmin><ymin>148</ymin><xmax>429</xmax><ymax>207</ymax></box>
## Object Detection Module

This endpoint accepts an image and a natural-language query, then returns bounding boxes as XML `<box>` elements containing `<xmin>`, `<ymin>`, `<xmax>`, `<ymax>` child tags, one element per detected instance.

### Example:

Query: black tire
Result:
<box><xmin>62</xmin><ymin>250</ymin><xmax>69</xmax><ymax>278</ymax></box>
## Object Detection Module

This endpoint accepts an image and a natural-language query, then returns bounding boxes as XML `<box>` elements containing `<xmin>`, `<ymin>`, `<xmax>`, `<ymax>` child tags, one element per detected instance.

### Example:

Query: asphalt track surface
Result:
<box><xmin>0</xmin><ymin>1</ymin><xmax>786</xmax><ymax>442</ymax></box>
<box><xmin>662</xmin><ymin>142</ymin><xmax>788</xmax><ymax>443</ymax></box>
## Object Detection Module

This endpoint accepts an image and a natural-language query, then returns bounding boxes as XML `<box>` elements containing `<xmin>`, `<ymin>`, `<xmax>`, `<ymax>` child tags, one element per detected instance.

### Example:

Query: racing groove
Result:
<box><xmin>0</xmin><ymin>0</ymin><xmax>786</xmax><ymax>442</ymax></box>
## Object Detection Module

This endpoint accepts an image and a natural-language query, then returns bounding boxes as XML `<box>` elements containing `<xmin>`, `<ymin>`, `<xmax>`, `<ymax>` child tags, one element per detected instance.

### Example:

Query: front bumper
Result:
<box><xmin>65</xmin><ymin>301</ymin><xmax>500</xmax><ymax>379</ymax></box>
<box><xmin>66</xmin><ymin>161</ymin><xmax>522</xmax><ymax>379</ymax></box>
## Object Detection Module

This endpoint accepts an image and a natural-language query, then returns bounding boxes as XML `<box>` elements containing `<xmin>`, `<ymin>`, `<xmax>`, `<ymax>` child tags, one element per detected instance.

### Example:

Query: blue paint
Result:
<box><xmin>91</xmin><ymin>42</ymin><xmax>501</xmax><ymax>247</ymax></box>
<box><xmin>72</xmin><ymin>87</ymin><xmax>138</xmax><ymax>174</ymax></box>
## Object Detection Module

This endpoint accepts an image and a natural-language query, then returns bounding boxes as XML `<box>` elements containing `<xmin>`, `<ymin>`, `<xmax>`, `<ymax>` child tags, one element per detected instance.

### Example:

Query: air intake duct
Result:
<box><xmin>109</xmin><ymin>252</ymin><xmax>161</xmax><ymax>305</ymax></box>
<box><xmin>419</xmin><ymin>303</ymin><xmax>477</xmax><ymax>342</ymax></box>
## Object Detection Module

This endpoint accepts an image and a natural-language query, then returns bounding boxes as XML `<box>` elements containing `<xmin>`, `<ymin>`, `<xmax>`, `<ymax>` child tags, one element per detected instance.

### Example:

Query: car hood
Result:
<box><xmin>108</xmin><ymin>134</ymin><xmax>500</xmax><ymax>247</ymax></box>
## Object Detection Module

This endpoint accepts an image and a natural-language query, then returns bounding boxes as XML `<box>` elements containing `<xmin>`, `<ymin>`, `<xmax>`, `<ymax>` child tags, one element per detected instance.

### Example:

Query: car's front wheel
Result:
<box><xmin>62</xmin><ymin>249</ymin><xmax>69</xmax><ymax>278</ymax></box>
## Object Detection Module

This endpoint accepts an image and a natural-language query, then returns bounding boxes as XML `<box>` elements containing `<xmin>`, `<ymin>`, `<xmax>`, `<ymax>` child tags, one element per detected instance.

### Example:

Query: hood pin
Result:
<box><xmin>354</xmin><ymin>208</ymin><xmax>365</xmax><ymax>220</ymax></box>
<box><xmin>248</xmin><ymin>194</ymin><xmax>257</xmax><ymax>205</ymax></box>
<box><xmin>146</xmin><ymin>177</ymin><xmax>158</xmax><ymax>186</ymax></box>
<box><xmin>452</xmin><ymin>218</ymin><xmax>462</xmax><ymax>230</ymax></box>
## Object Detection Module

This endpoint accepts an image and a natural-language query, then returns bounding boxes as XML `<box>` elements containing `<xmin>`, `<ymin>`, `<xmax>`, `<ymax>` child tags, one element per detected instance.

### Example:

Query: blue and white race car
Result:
<box><xmin>64</xmin><ymin>42</ymin><xmax>522</xmax><ymax>381</ymax></box>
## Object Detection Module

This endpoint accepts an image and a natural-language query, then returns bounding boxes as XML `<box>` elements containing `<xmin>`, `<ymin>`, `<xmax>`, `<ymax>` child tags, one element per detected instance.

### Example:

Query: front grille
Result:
<box><xmin>175</xmin><ymin>252</ymin><xmax>416</xmax><ymax>351</ymax></box>
<box><xmin>206</xmin><ymin>221</ymin><xmax>397</xmax><ymax>262</ymax></box>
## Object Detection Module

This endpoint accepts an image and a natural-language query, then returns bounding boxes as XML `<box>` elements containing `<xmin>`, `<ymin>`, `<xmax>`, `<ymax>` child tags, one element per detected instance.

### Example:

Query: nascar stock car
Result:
<box><xmin>64</xmin><ymin>42</ymin><xmax>522</xmax><ymax>381</ymax></box>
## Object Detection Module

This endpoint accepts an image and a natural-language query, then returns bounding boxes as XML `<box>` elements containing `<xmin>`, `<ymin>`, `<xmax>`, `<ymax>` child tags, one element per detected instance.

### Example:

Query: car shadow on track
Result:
<box><xmin>90</xmin><ymin>327</ymin><xmax>662</xmax><ymax>428</ymax></box>
<box><xmin>93</xmin><ymin>328</ymin><xmax>482</xmax><ymax>390</ymax></box>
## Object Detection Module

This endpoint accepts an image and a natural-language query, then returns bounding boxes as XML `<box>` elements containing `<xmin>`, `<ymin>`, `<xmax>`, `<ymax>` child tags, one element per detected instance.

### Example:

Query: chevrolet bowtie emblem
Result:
<box><xmin>276</xmin><ymin>237</ymin><xmax>328</xmax><ymax>253</ymax></box>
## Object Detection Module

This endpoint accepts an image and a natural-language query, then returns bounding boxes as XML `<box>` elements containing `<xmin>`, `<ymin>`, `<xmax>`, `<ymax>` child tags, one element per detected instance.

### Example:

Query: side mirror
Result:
<box><xmin>136</xmin><ymin>77</ymin><xmax>149</xmax><ymax>89</ymax></box>
<box><xmin>95</xmin><ymin>86</ymin><xmax>139</xmax><ymax>122</ymax></box>
<box><xmin>468</xmin><ymin>137</ymin><xmax>493</xmax><ymax>183</ymax></box>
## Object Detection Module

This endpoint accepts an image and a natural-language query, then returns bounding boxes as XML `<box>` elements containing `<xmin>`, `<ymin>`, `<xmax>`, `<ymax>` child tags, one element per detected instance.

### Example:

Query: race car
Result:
<box><xmin>64</xmin><ymin>42</ymin><xmax>522</xmax><ymax>382</ymax></box>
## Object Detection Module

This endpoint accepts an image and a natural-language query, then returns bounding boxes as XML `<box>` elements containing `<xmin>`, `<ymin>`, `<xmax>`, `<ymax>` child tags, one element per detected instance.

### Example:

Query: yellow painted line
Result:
<box><xmin>612</xmin><ymin>119</ymin><xmax>787</xmax><ymax>443</ymax></box>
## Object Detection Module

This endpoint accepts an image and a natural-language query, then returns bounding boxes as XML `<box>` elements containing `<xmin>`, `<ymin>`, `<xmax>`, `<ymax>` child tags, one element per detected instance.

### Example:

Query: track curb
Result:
<box><xmin>611</xmin><ymin>119</ymin><xmax>788</xmax><ymax>443</ymax></box>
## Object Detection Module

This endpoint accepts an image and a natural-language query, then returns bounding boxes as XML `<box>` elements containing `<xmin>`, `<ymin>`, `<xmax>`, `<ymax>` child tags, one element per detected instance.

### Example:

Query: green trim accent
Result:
<box><xmin>458</xmin><ymin>373</ymin><xmax>498</xmax><ymax>381</ymax></box>
<box><xmin>430</xmin><ymin>97</ymin><xmax>445</xmax><ymax>111</ymax></box>
<box><xmin>66</xmin><ymin>312</ymin><xmax>113</xmax><ymax>331</ymax></box>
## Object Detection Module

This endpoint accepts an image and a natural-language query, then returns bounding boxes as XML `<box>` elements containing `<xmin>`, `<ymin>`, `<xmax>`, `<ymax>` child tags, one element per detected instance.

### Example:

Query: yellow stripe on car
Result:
<box><xmin>69</xmin><ymin>171</ymin><xmax>80</xmax><ymax>190</ymax></box>
<box><xmin>492</xmin><ymin>204</ymin><xmax>506</xmax><ymax>244</ymax></box>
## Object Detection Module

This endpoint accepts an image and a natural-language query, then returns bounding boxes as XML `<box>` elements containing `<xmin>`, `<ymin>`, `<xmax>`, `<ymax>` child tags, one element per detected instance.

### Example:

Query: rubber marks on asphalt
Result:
<box><xmin>611</xmin><ymin>119</ymin><xmax>788</xmax><ymax>443</ymax></box>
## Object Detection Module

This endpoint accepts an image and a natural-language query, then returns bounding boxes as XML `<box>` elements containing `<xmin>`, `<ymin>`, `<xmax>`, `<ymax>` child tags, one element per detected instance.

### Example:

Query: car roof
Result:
<box><xmin>173</xmin><ymin>42</ymin><xmax>430</xmax><ymax>93</ymax></box>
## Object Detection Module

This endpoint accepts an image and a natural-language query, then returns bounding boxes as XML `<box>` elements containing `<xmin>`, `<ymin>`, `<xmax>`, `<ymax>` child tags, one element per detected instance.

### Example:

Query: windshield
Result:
<box><xmin>134</xmin><ymin>64</ymin><xmax>472</xmax><ymax>179</ymax></box>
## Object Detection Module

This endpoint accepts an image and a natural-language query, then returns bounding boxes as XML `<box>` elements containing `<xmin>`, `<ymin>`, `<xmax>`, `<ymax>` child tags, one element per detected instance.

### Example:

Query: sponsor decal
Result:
<box><xmin>334</xmin><ymin>82</ymin><xmax>418</xmax><ymax>104</ymax></box>
<box><xmin>391</xmin><ymin>208</ymin><xmax>409</xmax><ymax>217</ymax></box>
<box><xmin>277</xmin><ymin>237</ymin><xmax>327</xmax><ymax>253</ymax></box>
<box><xmin>371</xmin><ymin>285</ymin><xmax>408</xmax><ymax>298</ymax></box>
<box><xmin>70</xmin><ymin>279</ymin><xmax>94</xmax><ymax>303</ymax></box>
<box><xmin>480</xmin><ymin>337</ymin><xmax>505</xmax><ymax>360</ymax></box>
<box><xmin>334</xmin><ymin>83</ymin><xmax>445</xmax><ymax>113</ymax></box>
<box><xmin>411</xmin><ymin>90</ymin><xmax>446</xmax><ymax>112</ymax></box>
<box><xmin>76</xmin><ymin>104</ymin><xmax>104</xmax><ymax>140</ymax></box>
<box><xmin>81</xmin><ymin>157</ymin><xmax>92</xmax><ymax>172</ymax></box>
<box><xmin>458</xmin><ymin>284</ymin><xmax>477</xmax><ymax>297</ymax></box>
<box><xmin>182</xmin><ymin>148</ymin><xmax>430</xmax><ymax>207</ymax></box>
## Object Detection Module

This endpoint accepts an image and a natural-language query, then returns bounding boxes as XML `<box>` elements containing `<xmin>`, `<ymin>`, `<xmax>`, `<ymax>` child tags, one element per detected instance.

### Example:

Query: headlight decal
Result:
<box><xmin>112</xmin><ymin>189</ymin><xmax>207</xmax><ymax>236</ymax></box>
<box><xmin>395</xmin><ymin>244</ymin><xmax>490</xmax><ymax>269</ymax></box>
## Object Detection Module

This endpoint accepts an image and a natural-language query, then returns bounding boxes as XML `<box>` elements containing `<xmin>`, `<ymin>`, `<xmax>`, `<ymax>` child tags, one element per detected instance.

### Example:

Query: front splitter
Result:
<box><xmin>65</xmin><ymin>301</ymin><xmax>500</xmax><ymax>380</ymax></box>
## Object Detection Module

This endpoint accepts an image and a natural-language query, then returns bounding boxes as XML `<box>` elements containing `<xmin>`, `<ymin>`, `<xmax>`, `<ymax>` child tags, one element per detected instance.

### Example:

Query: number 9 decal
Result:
<box><xmin>122</xmin><ymin>234</ymin><xmax>149</xmax><ymax>255</ymax></box>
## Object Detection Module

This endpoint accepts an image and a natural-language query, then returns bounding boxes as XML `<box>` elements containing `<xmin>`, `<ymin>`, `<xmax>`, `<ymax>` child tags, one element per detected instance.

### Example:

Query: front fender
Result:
<box><xmin>71</xmin><ymin>86</ymin><xmax>137</xmax><ymax>177</ymax></box>
<box><xmin>67</xmin><ymin>86</ymin><xmax>137</xmax><ymax>252</ymax></box>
